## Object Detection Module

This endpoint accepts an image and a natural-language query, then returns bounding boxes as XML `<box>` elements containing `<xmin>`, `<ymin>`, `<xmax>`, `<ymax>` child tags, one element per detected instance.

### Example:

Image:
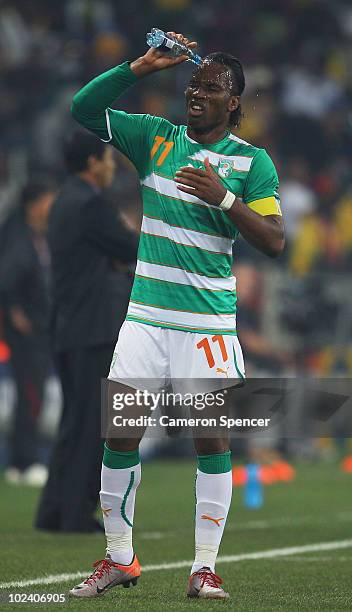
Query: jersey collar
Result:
<box><xmin>184</xmin><ymin>126</ymin><xmax>230</xmax><ymax>146</ymax></box>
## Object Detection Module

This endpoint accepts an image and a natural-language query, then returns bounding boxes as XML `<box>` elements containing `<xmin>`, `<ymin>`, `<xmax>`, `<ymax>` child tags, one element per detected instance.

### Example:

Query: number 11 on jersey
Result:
<box><xmin>150</xmin><ymin>135</ymin><xmax>174</xmax><ymax>166</ymax></box>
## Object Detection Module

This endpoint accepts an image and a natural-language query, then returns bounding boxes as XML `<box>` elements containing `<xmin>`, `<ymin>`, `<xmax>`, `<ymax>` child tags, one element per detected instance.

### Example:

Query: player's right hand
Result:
<box><xmin>131</xmin><ymin>33</ymin><xmax>198</xmax><ymax>77</ymax></box>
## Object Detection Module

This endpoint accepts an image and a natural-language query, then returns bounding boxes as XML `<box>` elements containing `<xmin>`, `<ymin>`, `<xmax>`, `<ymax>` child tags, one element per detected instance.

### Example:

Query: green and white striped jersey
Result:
<box><xmin>72</xmin><ymin>62</ymin><xmax>281</xmax><ymax>336</ymax></box>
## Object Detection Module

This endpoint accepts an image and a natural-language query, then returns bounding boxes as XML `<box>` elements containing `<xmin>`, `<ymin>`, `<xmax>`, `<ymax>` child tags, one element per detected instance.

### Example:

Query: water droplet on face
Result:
<box><xmin>190</xmin><ymin>63</ymin><xmax>234</xmax><ymax>95</ymax></box>
<box><xmin>219</xmin><ymin>69</ymin><xmax>234</xmax><ymax>94</ymax></box>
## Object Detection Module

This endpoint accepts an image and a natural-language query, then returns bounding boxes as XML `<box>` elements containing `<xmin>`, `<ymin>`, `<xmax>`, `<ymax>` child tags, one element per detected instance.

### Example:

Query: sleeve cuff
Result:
<box><xmin>122</xmin><ymin>61</ymin><xmax>139</xmax><ymax>83</ymax></box>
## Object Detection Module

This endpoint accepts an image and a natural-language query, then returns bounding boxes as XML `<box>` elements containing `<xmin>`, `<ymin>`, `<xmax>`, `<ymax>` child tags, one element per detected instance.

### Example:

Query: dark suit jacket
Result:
<box><xmin>48</xmin><ymin>175</ymin><xmax>138</xmax><ymax>351</ymax></box>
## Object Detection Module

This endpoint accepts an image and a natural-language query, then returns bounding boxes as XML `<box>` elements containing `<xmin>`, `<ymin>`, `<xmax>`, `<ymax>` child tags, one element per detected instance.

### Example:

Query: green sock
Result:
<box><xmin>197</xmin><ymin>451</ymin><xmax>232</xmax><ymax>474</ymax></box>
<box><xmin>103</xmin><ymin>444</ymin><xmax>140</xmax><ymax>469</ymax></box>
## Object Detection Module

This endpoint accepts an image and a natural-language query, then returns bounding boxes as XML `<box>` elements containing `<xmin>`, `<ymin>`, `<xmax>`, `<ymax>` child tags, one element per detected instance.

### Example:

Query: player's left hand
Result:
<box><xmin>175</xmin><ymin>157</ymin><xmax>227</xmax><ymax>206</ymax></box>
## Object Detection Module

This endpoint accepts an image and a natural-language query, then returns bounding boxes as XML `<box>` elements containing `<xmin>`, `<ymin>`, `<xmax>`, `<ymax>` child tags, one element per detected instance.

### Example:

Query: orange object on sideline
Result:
<box><xmin>0</xmin><ymin>340</ymin><xmax>11</xmax><ymax>362</ymax></box>
<box><xmin>341</xmin><ymin>456</ymin><xmax>352</xmax><ymax>473</ymax></box>
<box><xmin>232</xmin><ymin>466</ymin><xmax>247</xmax><ymax>486</ymax></box>
<box><xmin>233</xmin><ymin>462</ymin><xmax>296</xmax><ymax>486</ymax></box>
<box><xmin>271</xmin><ymin>461</ymin><xmax>296</xmax><ymax>482</ymax></box>
<box><xmin>259</xmin><ymin>464</ymin><xmax>277</xmax><ymax>484</ymax></box>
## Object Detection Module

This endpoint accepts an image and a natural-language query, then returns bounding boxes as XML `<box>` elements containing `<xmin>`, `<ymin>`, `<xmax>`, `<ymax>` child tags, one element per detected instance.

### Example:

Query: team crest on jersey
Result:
<box><xmin>218</xmin><ymin>160</ymin><xmax>233</xmax><ymax>179</ymax></box>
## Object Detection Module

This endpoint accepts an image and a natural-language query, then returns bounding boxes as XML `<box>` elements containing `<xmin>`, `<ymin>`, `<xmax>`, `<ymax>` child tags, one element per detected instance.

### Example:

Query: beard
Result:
<box><xmin>187</xmin><ymin>115</ymin><xmax>225</xmax><ymax>135</ymax></box>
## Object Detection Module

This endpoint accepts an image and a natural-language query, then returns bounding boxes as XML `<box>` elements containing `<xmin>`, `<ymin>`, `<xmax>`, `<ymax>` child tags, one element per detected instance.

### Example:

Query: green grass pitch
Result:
<box><xmin>1</xmin><ymin>460</ymin><xmax>352</xmax><ymax>610</ymax></box>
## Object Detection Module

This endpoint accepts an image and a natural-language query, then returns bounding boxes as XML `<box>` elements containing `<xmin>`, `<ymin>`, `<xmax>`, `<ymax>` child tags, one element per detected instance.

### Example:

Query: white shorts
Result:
<box><xmin>108</xmin><ymin>321</ymin><xmax>245</xmax><ymax>393</ymax></box>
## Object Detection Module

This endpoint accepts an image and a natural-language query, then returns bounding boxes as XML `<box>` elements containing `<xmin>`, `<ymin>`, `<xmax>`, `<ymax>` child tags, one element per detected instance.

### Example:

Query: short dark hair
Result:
<box><xmin>20</xmin><ymin>179</ymin><xmax>54</xmax><ymax>211</ymax></box>
<box><xmin>204</xmin><ymin>52</ymin><xmax>245</xmax><ymax>128</ymax></box>
<box><xmin>64</xmin><ymin>131</ymin><xmax>106</xmax><ymax>173</ymax></box>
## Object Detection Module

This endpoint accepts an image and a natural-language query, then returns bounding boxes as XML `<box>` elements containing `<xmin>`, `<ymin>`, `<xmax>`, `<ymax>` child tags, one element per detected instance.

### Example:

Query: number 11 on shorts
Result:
<box><xmin>196</xmin><ymin>335</ymin><xmax>229</xmax><ymax>369</ymax></box>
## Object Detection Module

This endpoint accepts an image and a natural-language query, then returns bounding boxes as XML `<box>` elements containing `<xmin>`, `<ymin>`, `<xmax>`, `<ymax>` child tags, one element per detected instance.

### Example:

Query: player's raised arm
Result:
<box><xmin>70</xmin><ymin>62</ymin><xmax>139</xmax><ymax>141</ymax></box>
<box><xmin>71</xmin><ymin>33</ymin><xmax>197</xmax><ymax>174</ymax></box>
<box><xmin>71</xmin><ymin>61</ymin><xmax>151</xmax><ymax>172</ymax></box>
<box><xmin>71</xmin><ymin>32</ymin><xmax>197</xmax><ymax>130</ymax></box>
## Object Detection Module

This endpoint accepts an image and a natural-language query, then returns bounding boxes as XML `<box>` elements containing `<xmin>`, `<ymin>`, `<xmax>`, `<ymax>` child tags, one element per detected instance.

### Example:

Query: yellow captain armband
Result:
<box><xmin>247</xmin><ymin>196</ymin><xmax>282</xmax><ymax>216</ymax></box>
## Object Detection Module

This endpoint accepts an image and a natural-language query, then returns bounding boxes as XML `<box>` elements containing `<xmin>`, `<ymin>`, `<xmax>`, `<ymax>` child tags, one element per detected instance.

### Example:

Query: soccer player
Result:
<box><xmin>69</xmin><ymin>33</ymin><xmax>284</xmax><ymax>599</ymax></box>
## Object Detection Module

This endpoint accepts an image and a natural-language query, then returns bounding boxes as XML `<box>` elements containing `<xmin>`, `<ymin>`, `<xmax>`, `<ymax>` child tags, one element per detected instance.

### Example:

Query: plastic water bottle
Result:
<box><xmin>146</xmin><ymin>28</ymin><xmax>202</xmax><ymax>66</ymax></box>
<box><xmin>244</xmin><ymin>464</ymin><xmax>263</xmax><ymax>509</ymax></box>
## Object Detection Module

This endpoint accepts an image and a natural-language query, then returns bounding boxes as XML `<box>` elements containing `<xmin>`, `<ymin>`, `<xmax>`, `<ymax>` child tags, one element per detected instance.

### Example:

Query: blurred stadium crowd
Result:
<box><xmin>0</xmin><ymin>0</ymin><xmax>351</xmax><ymax>379</ymax></box>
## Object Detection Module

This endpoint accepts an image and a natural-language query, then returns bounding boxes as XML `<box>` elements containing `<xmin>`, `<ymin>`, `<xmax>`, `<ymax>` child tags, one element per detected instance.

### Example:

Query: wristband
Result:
<box><xmin>219</xmin><ymin>190</ymin><xmax>236</xmax><ymax>211</ymax></box>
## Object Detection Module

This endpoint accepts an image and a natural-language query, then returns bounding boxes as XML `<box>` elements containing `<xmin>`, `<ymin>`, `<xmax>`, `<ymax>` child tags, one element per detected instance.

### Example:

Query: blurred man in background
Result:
<box><xmin>236</xmin><ymin>263</ymin><xmax>289</xmax><ymax>375</ymax></box>
<box><xmin>35</xmin><ymin>132</ymin><xmax>138</xmax><ymax>533</ymax></box>
<box><xmin>0</xmin><ymin>181</ymin><xmax>55</xmax><ymax>486</ymax></box>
